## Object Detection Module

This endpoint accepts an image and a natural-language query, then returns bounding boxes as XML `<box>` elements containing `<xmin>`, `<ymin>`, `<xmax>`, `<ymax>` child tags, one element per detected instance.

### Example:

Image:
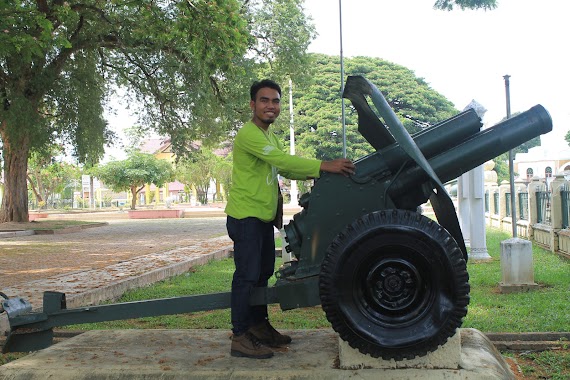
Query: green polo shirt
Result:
<box><xmin>225</xmin><ymin>121</ymin><xmax>321</xmax><ymax>222</ymax></box>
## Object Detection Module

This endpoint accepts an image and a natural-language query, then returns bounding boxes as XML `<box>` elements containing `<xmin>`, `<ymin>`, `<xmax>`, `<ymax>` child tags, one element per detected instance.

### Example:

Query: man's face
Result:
<box><xmin>250</xmin><ymin>87</ymin><xmax>281</xmax><ymax>128</ymax></box>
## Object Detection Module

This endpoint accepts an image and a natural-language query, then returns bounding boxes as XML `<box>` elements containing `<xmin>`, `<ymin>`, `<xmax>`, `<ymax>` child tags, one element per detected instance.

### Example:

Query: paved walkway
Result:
<box><xmin>0</xmin><ymin>210</ymin><xmax>233</xmax><ymax>311</ymax></box>
<box><xmin>0</xmin><ymin>206</ymin><xmax>299</xmax><ymax>312</ymax></box>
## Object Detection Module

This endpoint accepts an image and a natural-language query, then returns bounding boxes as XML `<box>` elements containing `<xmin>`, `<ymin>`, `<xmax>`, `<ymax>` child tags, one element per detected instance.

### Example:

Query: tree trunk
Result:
<box><xmin>90</xmin><ymin>176</ymin><xmax>95</xmax><ymax>209</ymax></box>
<box><xmin>0</xmin><ymin>132</ymin><xmax>31</xmax><ymax>222</ymax></box>
<box><xmin>27</xmin><ymin>174</ymin><xmax>44</xmax><ymax>207</ymax></box>
<box><xmin>130</xmin><ymin>186</ymin><xmax>138</xmax><ymax>210</ymax></box>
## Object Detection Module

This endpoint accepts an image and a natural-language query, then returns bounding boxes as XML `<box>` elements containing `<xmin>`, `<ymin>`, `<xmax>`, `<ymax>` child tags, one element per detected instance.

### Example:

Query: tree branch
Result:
<box><xmin>36</xmin><ymin>0</ymin><xmax>49</xmax><ymax>14</ymax></box>
<box><xmin>70</xmin><ymin>3</ymin><xmax>115</xmax><ymax>25</ymax></box>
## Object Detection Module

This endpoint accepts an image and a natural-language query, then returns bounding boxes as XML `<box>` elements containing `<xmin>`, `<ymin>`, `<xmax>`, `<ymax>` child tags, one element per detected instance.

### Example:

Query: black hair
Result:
<box><xmin>250</xmin><ymin>79</ymin><xmax>282</xmax><ymax>101</ymax></box>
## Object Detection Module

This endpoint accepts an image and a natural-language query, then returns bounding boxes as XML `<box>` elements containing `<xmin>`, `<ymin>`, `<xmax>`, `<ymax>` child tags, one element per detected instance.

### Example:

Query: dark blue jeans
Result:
<box><xmin>226</xmin><ymin>216</ymin><xmax>276</xmax><ymax>335</ymax></box>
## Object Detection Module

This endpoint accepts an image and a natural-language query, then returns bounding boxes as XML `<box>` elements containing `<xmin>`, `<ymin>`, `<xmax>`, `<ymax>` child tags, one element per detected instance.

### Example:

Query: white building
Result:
<box><xmin>514</xmin><ymin>145</ymin><xmax>570</xmax><ymax>187</ymax></box>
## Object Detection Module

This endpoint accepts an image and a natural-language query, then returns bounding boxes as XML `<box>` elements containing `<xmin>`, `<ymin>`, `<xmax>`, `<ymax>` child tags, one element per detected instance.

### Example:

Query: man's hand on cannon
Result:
<box><xmin>320</xmin><ymin>158</ymin><xmax>355</xmax><ymax>177</ymax></box>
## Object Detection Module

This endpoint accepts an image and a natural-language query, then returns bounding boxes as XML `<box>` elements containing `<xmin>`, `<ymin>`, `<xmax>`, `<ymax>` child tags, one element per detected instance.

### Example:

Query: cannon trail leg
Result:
<box><xmin>319</xmin><ymin>209</ymin><xmax>469</xmax><ymax>360</ymax></box>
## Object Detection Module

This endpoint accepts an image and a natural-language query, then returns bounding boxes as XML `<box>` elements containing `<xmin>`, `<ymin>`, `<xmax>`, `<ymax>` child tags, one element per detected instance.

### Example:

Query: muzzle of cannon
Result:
<box><xmin>2</xmin><ymin>76</ymin><xmax>552</xmax><ymax>361</ymax></box>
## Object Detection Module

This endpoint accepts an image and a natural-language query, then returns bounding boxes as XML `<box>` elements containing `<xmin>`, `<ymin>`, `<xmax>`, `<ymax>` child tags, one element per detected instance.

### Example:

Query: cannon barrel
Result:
<box><xmin>355</xmin><ymin>109</ymin><xmax>482</xmax><ymax>179</ymax></box>
<box><xmin>386</xmin><ymin>104</ymin><xmax>552</xmax><ymax>197</ymax></box>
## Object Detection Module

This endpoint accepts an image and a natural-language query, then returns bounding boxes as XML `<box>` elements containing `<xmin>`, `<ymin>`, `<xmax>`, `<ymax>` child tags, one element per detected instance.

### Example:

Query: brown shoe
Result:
<box><xmin>248</xmin><ymin>320</ymin><xmax>292</xmax><ymax>348</ymax></box>
<box><xmin>231</xmin><ymin>332</ymin><xmax>274</xmax><ymax>359</ymax></box>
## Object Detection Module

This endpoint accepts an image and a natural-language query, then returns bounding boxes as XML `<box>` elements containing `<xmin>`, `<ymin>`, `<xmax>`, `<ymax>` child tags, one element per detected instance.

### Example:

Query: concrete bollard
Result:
<box><xmin>499</xmin><ymin>237</ymin><xmax>538</xmax><ymax>293</ymax></box>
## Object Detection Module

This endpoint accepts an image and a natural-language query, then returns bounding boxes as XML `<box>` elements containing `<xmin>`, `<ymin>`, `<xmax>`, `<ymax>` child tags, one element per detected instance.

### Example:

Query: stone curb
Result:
<box><xmin>0</xmin><ymin>230</ymin><xmax>35</xmax><ymax>238</ymax></box>
<box><xmin>0</xmin><ymin>222</ymin><xmax>108</xmax><ymax>238</ymax></box>
<box><xmin>486</xmin><ymin>332</ymin><xmax>570</xmax><ymax>350</ymax></box>
<box><xmin>63</xmin><ymin>243</ymin><xmax>233</xmax><ymax>309</ymax></box>
<box><xmin>33</xmin><ymin>222</ymin><xmax>109</xmax><ymax>235</ymax></box>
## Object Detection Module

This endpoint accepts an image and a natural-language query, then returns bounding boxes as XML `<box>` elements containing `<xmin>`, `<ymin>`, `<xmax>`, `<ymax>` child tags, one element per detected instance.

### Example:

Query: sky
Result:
<box><xmin>105</xmin><ymin>0</ymin><xmax>570</xmax><ymax>161</ymax></box>
<box><xmin>303</xmin><ymin>0</ymin><xmax>570</xmax><ymax>150</ymax></box>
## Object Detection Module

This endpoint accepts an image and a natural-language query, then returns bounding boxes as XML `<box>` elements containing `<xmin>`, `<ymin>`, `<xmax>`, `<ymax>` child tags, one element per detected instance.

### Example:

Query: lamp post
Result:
<box><xmin>498</xmin><ymin>74</ymin><xmax>538</xmax><ymax>294</ymax></box>
<box><xmin>504</xmin><ymin>74</ymin><xmax>517</xmax><ymax>237</ymax></box>
<box><xmin>288</xmin><ymin>77</ymin><xmax>298</xmax><ymax>204</ymax></box>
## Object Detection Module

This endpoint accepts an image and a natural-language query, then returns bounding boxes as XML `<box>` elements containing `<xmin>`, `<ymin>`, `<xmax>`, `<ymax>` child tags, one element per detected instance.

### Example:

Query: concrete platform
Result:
<box><xmin>0</xmin><ymin>328</ymin><xmax>514</xmax><ymax>379</ymax></box>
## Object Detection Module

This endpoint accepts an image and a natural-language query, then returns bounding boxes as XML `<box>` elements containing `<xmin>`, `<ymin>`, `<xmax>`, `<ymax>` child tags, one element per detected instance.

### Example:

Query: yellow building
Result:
<box><xmin>138</xmin><ymin>138</ymin><xmax>229</xmax><ymax>206</ymax></box>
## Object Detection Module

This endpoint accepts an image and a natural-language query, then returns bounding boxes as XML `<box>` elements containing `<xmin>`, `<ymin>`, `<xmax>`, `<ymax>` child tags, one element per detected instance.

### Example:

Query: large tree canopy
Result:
<box><xmin>0</xmin><ymin>0</ymin><xmax>316</xmax><ymax>222</ymax></box>
<box><xmin>284</xmin><ymin>54</ymin><xmax>459</xmax><ymax>161</ymax></box>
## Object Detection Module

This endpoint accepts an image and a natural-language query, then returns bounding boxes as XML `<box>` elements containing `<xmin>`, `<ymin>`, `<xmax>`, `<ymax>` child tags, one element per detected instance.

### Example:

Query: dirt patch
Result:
<box><xmin>505</xmin><ymin>356</ymin><xmax>525</xmax><ymax>379</ymax></box>
<box><xmin>503</xmin><ymin>348</ymin><xmax>570</xmax><ymax>379</ymax></box>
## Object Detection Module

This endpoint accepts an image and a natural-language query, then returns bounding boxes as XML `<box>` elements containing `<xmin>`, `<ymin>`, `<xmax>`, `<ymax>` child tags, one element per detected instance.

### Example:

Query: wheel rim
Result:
<box><xmin>339</xmin><ymin>233</ymin><xmax>445</xmax><ymax>334</ymax></box>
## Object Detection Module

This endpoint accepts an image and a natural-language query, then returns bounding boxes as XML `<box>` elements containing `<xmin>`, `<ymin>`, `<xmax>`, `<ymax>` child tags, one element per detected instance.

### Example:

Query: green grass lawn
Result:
<box><xmin>69</xmin><ymin>228</ymin><xmax>570</xmax><ymax>333</ymax></box>
<box><xmin>464</xmin><ymin>228</ymin><xmax>570</xmax><ymax>332</ymax></box>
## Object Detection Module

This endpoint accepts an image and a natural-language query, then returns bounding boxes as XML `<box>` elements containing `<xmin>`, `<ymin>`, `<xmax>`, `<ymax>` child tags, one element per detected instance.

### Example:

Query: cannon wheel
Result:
<box><xmin>319</xmin><ymin>209</ymin><xmax>469</xmax><ymax>360</ymax></box>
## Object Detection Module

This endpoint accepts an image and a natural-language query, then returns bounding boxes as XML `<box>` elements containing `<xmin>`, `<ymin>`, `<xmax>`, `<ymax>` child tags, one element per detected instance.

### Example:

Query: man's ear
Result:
<box><xmin>250</xmin><ymin>99</ymin><xmax>255</xmax><ymax>111</ymax></box>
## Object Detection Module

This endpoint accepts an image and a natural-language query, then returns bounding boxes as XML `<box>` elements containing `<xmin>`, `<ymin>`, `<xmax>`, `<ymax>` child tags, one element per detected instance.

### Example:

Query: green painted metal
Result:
<box><xmin>3</xmin><ymin>328</ymin><xmax>53</xmax><ymax>354</ymax></box>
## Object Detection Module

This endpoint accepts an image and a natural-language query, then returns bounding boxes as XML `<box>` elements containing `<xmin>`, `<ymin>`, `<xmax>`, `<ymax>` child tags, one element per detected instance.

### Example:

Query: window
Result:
<box><xmin>526</xmin><ymin>168</ymin><xmax>533</xmax><ymax>180</ymax></box>
<box><xmin>545</xmin><ymin>166</ymin><xmax>553</xmax><ymax>178</ymax></box>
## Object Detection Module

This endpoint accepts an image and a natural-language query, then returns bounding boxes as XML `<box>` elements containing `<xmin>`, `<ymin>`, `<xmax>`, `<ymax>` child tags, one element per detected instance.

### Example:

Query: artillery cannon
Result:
<box><xmin>2</xmin><ymin>76</ymin><xmax>552</xmax><ymax>360</ymax></box>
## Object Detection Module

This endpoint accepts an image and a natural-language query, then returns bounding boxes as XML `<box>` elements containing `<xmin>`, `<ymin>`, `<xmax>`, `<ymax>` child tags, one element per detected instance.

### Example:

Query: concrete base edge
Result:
<box><xmin>498</xmin><ymin>282</ymin><xmax>539</xmax><ymax>293</ymax></box>
<box><xmin>0</xmin><ymin>328</ymin><xmax>514</xmax><ymax>380</ymax></box>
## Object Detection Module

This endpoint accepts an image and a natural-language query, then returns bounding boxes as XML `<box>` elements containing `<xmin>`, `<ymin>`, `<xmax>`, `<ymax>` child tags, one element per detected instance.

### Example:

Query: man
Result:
<box><xmin>225</xmin><ymin>79</ymin><xmax>355</xmax><ymax>359</ymax></box>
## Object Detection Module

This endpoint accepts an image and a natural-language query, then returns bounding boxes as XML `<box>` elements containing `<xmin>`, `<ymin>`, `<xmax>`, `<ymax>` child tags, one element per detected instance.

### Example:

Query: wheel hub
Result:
<box><xmin>366</xmin><ymin>258</ymin><xmax>420</xmax><ymax>311</ymax></box>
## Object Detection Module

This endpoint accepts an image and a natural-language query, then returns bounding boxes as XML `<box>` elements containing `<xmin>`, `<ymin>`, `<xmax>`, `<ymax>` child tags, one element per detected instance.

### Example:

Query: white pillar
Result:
<box><xmin>499</xmin><ymin>238</ymin><xmax>538</xmax><ymax>293</ymax></box>
<box><xmin>468</xmin><ymin>165</ymin><xmax>491</xmax><ymax>260</ymax></box>
<box><xmin>458</xmin><ymin>165</ymin><xmax>491</xmax><ymax>261</ymax></box>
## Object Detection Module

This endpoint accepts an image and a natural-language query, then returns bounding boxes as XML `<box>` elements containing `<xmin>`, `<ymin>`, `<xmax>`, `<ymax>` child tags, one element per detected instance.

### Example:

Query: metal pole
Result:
<box><xmin>504</xmin><ymin>74</ymin><xmax>517</xmax><ymax>238</ymax></box>
<box><xmin>288</xmin><ymin>77</ymin><xmax>298</xmax><ymax>204</ymax></box>
<box><xmin>339</xmin><ymin>0</ymin><xmax>347</xmax><ymax>158</ymax></box>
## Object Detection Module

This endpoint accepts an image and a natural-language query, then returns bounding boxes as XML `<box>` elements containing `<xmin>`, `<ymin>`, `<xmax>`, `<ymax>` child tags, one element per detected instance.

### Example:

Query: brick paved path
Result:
<box><xmin>0</xmin><ymin>214</ymin><xmax>232</xmax><ymax>310</ymax></box>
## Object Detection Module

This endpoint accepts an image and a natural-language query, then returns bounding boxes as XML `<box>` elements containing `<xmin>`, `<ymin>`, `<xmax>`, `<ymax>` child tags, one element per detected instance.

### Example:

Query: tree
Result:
<box><xmin>211</xmin><ymin>152</ymin><xmax>233</xmax><ymax>202</ymax></box>
<box><xmin>290</xmin><ymin>54</ymin><xmax>458</xmax><ymax>161</ymax></box>
<box><xmin>434</xmin><ymin>0</ymin><xmax>497</xmax><ymax>11</ymax></box>
<box><xmin>92</xmin><ymin>153</ymin><xmax>174</xmax><ymax>210</ymax></box>
<box><xmin>565</xmin><ymin>130</ymin><xmax>570</xmax><ymax>147</ymax></box>
<box><xmin>0</xmin><ymin>0</ymin><xmax>497</xmax><ymax>222</ymax></box>
<box><xmin>1</xmin><ymin>0</ymin><xmax>316</xmax><ymax>222</ymax></box>
<box><xmin>27</xmin><ymin>145</ymin><xmax>80</xmax><ymax>209</ymax></box>
<box><xmin>176</xmin><ymin>147</ymin><xmax>219</xmax><ymax>205</ymax></box>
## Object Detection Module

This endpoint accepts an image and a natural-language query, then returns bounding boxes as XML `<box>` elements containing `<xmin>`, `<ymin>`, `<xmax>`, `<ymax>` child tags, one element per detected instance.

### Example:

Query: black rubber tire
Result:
<box><xmin>319</xmin><ymin>209</ymin><xmax>469</xmax><ymax>360</ymax></box>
